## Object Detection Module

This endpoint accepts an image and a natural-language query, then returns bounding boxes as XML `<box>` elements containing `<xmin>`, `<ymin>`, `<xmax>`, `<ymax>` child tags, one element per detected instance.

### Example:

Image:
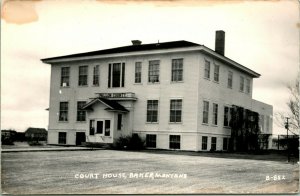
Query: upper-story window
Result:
<box><xmin>61</xmin><ymin>67</ymin><xmax>70</xmax><ymax>87</ymax></box>
<box><xmin>59</xmin><ymin>102</ymin><xmax>68</xmax><ymax>122</ymax></box>
<box><xmin>171</xmin><ymin>59</ymin><xmax>183</xmax><ymax>82</ymax></box>
<box><xmin>214</xmin><ymin>64</ymin><xmax>219</xmax><ymax>82</ymax></box>
<box><xmin>212</xmin><ymin>103</ymin><xmax>218</xmax><ymax>125</ymax></box>
<box><xmin>246</xmin><ymin>78</ymin><xmax>251</xmax><ymax>94</ymax></box>
<box><xmin>170</xmin><ymin>99</ymin><xmax>182</xmax><ymax>123</ymax></box>
<box><xmin>76</xmin><ymin>101</ymin><xmax>86</xmax><ymax>122</ymax></box>
<box><xmin>239</xmin><ymin>76</ymin><xmax>244</xmax><ymax>92</ymax></box>
<box><xmin>224</xmin><ymin>106</ymin><xmax>231</xmax><ymax>127</ymax></box>
<box><xmin>204</xmin><ymin>60</ymin><xmax>210</xmax><ymax>79</ymax></box>
<box><xmin>93</xmin><ymin>65</ymin><xmax>99</xmax><ymax>86</ymax></box>
<box><xmin>147</xmin><ymin>100</ymin><xmax>158</xmax><ymax>123</ymax></box>
<box><xmin>148</xmin><ymin>60</ymin><xmax>160</xmax><ymax>83</ymax></box>
<box><xmin>108</xmin><ymin>63</ymin><xmax>125</xmax><ymax>88</ymax></box>
<box><xmin>78</xmin><ymin>66</ymin><xmax>88</xmax><ymax>86</ymax></box>
<box><xmin>228</xmin><ymin>71</ymin><xmax>233</xmax><ymax>88</ymax></box>
<box><xmin>202</xmin><ymin>101</ymin><xmax>209</xmax><ymax>124</ymax></box>
<box><xmin>135</xmin><ymin>62</ymin><xmax>142</xmax><ymax>83</ymax></box>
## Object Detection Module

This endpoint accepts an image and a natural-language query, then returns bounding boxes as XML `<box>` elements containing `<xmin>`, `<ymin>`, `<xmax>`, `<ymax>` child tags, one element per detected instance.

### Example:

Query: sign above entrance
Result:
<box><xmin>96</xmin><ymin>92</ymin><xmax>137</xmax><ymax>101</ymax></box>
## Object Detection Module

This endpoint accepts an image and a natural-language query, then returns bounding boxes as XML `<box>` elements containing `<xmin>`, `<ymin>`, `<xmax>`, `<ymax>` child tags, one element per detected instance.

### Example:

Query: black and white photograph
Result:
<box><xmin>1</xmin><ymin>0</ymin><xmax>299</xmax><ymax>194</ymax></box>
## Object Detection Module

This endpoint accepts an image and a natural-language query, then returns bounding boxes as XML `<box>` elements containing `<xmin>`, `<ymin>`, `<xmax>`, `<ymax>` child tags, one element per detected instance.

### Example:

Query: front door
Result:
<box><xmin>76</xmin><ymin>132</ymin><xmax>86</xmax><ymax>146</ymax></box>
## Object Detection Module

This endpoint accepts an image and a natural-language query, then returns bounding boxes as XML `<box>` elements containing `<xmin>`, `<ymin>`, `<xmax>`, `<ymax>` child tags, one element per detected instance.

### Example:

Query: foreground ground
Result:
<box><xmin>1</xmin><ymin>149</ymin><xmax>299</xmax><ymax>194</ymax></box>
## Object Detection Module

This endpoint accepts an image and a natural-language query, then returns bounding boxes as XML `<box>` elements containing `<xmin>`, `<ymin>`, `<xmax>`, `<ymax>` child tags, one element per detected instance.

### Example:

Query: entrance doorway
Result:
<box><xmin>76</xmin><ymin>132</ymin><xmax>86</xmax><ymax>146</ymax></box>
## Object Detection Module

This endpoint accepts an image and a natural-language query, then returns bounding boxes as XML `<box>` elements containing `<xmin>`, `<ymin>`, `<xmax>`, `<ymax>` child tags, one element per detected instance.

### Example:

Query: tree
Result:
<box><xmin>275</xmin><ymin>75</ymin><xmax>300</xmax><ymax>135</ymax></box>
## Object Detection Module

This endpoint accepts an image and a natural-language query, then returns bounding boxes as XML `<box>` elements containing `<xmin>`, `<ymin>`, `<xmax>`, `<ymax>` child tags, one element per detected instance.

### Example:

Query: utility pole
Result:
<box><xmin>285</xmin><ymin>117</ymin><xmax>290</xmax><ymax>162</ymax></box>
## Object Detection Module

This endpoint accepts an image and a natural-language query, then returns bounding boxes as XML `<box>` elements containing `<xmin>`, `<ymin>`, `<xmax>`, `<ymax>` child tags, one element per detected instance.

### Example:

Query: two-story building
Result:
<box><xmin>42</xmin><ymin>31</ymin><xmax>273</xmax><ymax>151</ymax></box>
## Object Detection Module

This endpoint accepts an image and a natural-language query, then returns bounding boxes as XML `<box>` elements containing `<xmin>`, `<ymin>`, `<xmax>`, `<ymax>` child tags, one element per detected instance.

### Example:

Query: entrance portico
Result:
<box><xmin>82</xmin><ymin>93</ymin><xmax>137</xmax><ymax>144</ymax></box>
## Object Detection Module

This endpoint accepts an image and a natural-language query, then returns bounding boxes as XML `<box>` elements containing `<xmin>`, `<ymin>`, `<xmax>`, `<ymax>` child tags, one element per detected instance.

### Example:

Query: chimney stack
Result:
<box><xmin>131</xmin><ymin>40</ymin><xmax>142</xmax><ymax>45</ymax></box>
<box><xmin>215</xmin><ymin>30</ymin><xmax>225</xmax><ymax>56</ymax></box>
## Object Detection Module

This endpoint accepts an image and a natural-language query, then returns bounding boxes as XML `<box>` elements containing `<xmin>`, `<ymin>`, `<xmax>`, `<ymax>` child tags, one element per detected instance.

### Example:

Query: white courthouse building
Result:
<box><xmin>42</xmin><ymin>31</ymin><xmax>273</xmax><ymax>151</ymax></box>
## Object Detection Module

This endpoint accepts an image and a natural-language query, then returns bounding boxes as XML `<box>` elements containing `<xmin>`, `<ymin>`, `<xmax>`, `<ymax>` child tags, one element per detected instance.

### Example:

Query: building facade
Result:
<box><xmin>42</xmin><ymin>31</ymin><xmax>273</xmax><ymax>151</ymax></box>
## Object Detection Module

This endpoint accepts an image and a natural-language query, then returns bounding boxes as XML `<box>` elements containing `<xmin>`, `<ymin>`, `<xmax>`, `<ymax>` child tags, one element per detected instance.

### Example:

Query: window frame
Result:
<box><xmin>202</xmin><ymin>101</ymin><xmax>209</xmax><ymax>124</ymax></box>
<box><xmin>59</xmin><ymin>102</ymin><xmax>68</xmax><ymax>122</ymax></box>
<box><xmin>171</xmin><ymin>58</ymin><xmax>183</xmax><ymax>82</ymax></box>
<box><xmin>146</xmin><ymin>100</ymin><xmax>159</xmax><ymax>123</ymax></box>
<box><xmin>239</xmin><ymin>76</ymin><xmax>245</xmax><ymax>92</ymax></box>
<box><xmin>134</xmin><ymin>62</ymin><xmax>142</xmax><ymax>84</ymax></box>
<box><xmin>169</xmin><ymin>99</ymin><xmax>182</xmax><ymax>123</ymax></box>
<box><xmin>89</xmin><ymin>120</ymin><xmax>95</xmax><ymax>135</ymax></box>
<box><xmin>204</xmin><ymin>60</ymin><xmax>211</xmax><ymax>79</ymax></box>
<box><xmin>60</xmin><ymin>67</ymin><xmax>70</xmax><ymax>87</ymax></box>
<box><xmin>211</xmin><ymin>137</ymin><xmax>217</xmax><ymax>151</ymax></box>
<box><xmin>93</xmin><ymin>65</ymin><xmax>100</xmax><ymax>86</ymax></box>
<box><xmin>146</xmin><ymin>134</ymin><xmax>157</xmax><ymax>148</ymax></box>
<box><xmin>227</xmin><ymin>71</ymin><xmax>233</xmax><ymax>89</ymax></box>
<box><xmin>108</xmin><ymin>62</ymin><xmax>125</xmax><ymax>88</ymax></box>
<box><xmin>213</xmin><ymin>64</ymin><xmax>220</xmax><ymax>82</ymax></box>
<box><xmin>117</xmin><ymin>114</ymin><xmax>122</xmax><ymax>130</ymax></box>
<box><xmin>246</xmin><ymin>78</ymin><xmax>251</xmax><ymax>94</ymax></box>
<box><xmin>58</xmin><ymin>132</ymin><xmax>67</xmax><ymax>144</ymax></box>
<box><xmin>202</xmin><ymin>136</ymin><xmax>208</xmax><ymax>150</ymax></box>
<box><xmin>76</xmin><ymin>101</ymin><xmax>86</xmax><ymax>122</ymax></box>
<box><xmin>223</xmin><ymin>106</ymin><xmax>232</xmax><ymax>127</ymax></box>
<box><xmin>169</xmin><ymin>135</ymin><xmax>181</xmax><ymax>149</ymax></box>
<box><xmin>148</xmin><ymin>60</ymin><xmax>160</xmax><ymax>83</ymax></box>
<box><xmin>78</xmin><ymin>66</ymin><xmax>88</xmax><ymax>86</ymax></box>
<box><xmin>212</xmin><ymin>103</ymin><xmax>218</xmax><ymax>125</ymax></box>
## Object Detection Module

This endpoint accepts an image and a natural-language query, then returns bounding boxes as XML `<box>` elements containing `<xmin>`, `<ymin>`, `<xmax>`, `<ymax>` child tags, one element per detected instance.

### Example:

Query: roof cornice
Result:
<box><xmin>41</xmin><ymin>45</ymin><xmax>260</xmax><ymax>78</ymax></box>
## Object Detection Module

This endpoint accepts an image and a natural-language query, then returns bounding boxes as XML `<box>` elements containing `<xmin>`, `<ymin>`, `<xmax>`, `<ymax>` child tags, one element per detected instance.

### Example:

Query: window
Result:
<box><xmin>147</xmin><ymin>100</ymin><xmax>158</xmax><ymax>123</ymax></box>
<box><xmin>170</xmin><ymin>99</ymin><xmax>182</xmax><ymax>123</ymax></box>
<box><xmin>171</xmin><ymin>59</ymin><xmax>183</xmax><ymax>82</ymax></box>
<box><xmin>93</xmin><ymin>65</ymin><xmax>99</xmax><ymax>86</ymax></box>
<box><xmin>135</xmin><ymin>62</ymin><xmax>142</xmax><ymax>83</ymax></box>
<box><xmin>246</xmin><ymin>78</ymin><xmax>251</xmax><ymax>94</ymax></box>
<box><xmin>78</xmin><ymin>66</ymin><xmax>88</xmax><ymax>86</ymax></box>
<box><xmin>89</xmin><ymin>120</ymin><xmax>95</xmax><ymax>135</ymax></box>
<box><xmin>76</xmin><ymin>101</ymin><xmax>86</xmax><ymax>121</ymax></box>
<box><xmin>240</xmin><ymin>76</ymin><xmax>244</xmax><ymax>92</ymax></box>
<box><xmin>202</xmin><ymin>101</ymin><xmax>209</xmax><ymax>124</ymax></box>
<box><xmin>117</xmin><ymin>114</ymin><xmax>122</xmax><ymax>130</ymax></box>
<box><xmin>104</xmin><ymin>120</ymin><xmax>111</xmax><ymax>136</ymax></box>
<box><xmin>61</xmin><ymin>67</ymin><xmax>70</xmax><ymax>87</ymax></box>
<box><xmin>146</xmin><ymin>134</ymin><xmax>156</xmax><ymax>148</ymax></box>
<box><xmin>169</xmin><ymin>135</ymin><xmax>180</xmax><ymax>149</ymax></box>
<box><xmin>58</xmin><ymin>132</ymin><xmax>67</xmax><ymax>144</ymax></box>
<box><xmin>223</xmin><ymin>138</ymin><xmax>228</xmax><ymax>150</ymax></box>
<box><xmin>212</xmin><ymin>103</ymin><xmax>218</xmax><ymax>125</ymax></box>
<box><xmin>214</xmin><ymin>64</ymin><xmax>219</xmax><ymax>82</ymax></box>
<box><xmin>211</xmin><ymin>137</ymin><xmax>217</xmax><ymax>151</ymax></box>
<box><xmin>224</xmin><ymin>106</ymin><xmax>231</xmax><ymax>127</ymax></box>
<box><xmin>204</xmin><ymin>60</ymin><xmax>210</xmax><ymax>79</ymax></box>
<box><xmin>59</xmin><ymin>102</ymin><xmax>68</xmax><ymax>121</ymax></box>
<box><xmin>228</xmin><ymin>71</ymin><xmax>233</xmax><ymax>88</ymax></box>
<box><xmin>108</xmin><ymin>63</ymin><xmax>125</xmax><ymax>88</ymax></box>
<box><xmin>260</xmin><ymin>115</ymin><xmax>265</xmax><ymax>132</ymax></box>
<box><xmin>202</xmin><ymin>136</ymin><xmax>207</xmax><ymax>150</ymax></box>
<box><xmin>148</xmin><ymin>60</ymin><xmax>160</xmax><ymax>83</ymax></box>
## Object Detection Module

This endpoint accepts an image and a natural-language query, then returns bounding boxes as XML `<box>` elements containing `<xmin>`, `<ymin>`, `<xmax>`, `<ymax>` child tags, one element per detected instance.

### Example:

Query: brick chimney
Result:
<box><xmin>131</xmin><ymin>40</ymin><xmax>142</xmax><ymax>45</ymax></box>
<box><xmin>215</xmin><ymin>30</ymin><xmax>225</xmax><ymax>56</ymax></box>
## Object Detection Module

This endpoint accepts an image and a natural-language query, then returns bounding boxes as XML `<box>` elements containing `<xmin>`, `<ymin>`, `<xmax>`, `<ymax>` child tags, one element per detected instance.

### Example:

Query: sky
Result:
<box><xmin>1</xmin><ymin>0</ymin><xmax>299</xmax><ymax>134</ymax></box>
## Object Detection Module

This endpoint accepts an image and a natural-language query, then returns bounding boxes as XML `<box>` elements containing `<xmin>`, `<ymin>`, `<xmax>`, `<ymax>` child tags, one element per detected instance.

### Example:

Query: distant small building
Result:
<box><xmin>1</xmin><ymin>130</ymin><xmax>17</xmax><ymax>145</ymax></box>
<box><xmin>25</xmin><ymin>128</ymin><xmax>47</xmax><ymax>141</ymax></box>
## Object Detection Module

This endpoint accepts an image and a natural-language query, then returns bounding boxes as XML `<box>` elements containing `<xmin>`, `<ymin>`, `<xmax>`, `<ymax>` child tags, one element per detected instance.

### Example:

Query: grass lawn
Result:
<box><xmin>1</xmin><ymin>150</ymin><xmax>299</xmax><ymax>194</ymax></box>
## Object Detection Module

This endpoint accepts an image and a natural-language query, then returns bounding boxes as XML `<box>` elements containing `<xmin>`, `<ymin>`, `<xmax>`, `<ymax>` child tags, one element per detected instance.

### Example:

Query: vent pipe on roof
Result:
<box><xmin>215</xmin><ymin>30</ymin><xmax>225</xmax><ymax>56</ymax></box>
<box><xmin>131</xmin><ymin>40</ymin><xmax>142</xmax><ymax>45</ymax></box>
